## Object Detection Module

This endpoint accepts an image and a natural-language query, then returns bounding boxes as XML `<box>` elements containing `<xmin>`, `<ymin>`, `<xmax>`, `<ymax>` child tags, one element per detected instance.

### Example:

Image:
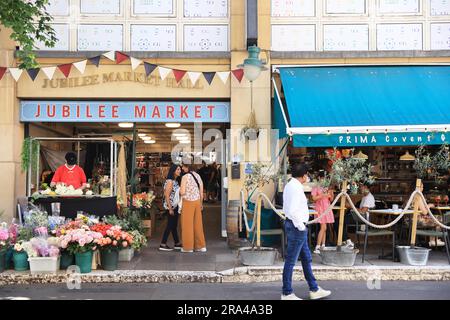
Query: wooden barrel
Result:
<box><xmin>226</xmin><ymin>200</ymin><xmax>242</xmax><ymax>249</ymax></box>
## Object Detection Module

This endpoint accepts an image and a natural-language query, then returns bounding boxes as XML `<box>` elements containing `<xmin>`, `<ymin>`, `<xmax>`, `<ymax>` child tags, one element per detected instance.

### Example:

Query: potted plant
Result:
<box><xmin>95</xmin><ymin>225</ymin><xmax>133</xmax><ymax>271</ymax></box>
<box><xmin>132</xmin><ymin>191</ymin><xmax>156</xmax><ymax>238</ymax></box>
<box><xmin>59</xmin><ymin>227</ymin><xmax>102</xmax><ymax>274</ymax></box>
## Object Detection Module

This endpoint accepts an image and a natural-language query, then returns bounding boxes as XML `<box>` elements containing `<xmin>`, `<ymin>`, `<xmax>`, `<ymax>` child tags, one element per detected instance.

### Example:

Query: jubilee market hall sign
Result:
<box><xmin>20</xmin><ymin>101</ymin><xmax>230</xmax><ymax>123</ymax></box>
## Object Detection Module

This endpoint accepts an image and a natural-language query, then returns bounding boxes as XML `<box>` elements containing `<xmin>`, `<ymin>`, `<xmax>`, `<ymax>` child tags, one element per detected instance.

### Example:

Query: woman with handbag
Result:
<box><xmin>180</xmin><ymin>163</ymin><xmax>206</xmax><ymax>253</ymax></box>
<box><xmin>159</xmin><ymin>164</ymin><xmax>183</xmax><ymax>251</ymax></box>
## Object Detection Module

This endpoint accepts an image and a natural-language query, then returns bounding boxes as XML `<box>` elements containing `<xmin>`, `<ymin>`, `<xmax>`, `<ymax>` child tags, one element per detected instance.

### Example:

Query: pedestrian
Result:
<box><xmin>312</xmin><ymin>172</ymin><xmax>334</xmax><ymax>254</ymax></box>
<box><xmin>159</xmin><ymin>164</ymin><xmax>183</xmax><ymax>251</ymax></box>
<box><xmin>179</xmin><ymin>163</ymin><xmax>207</xmax><ymax>253</ymax></box>
<box><xmin>282</xmin><ymin>163</ymin><xmax>331</xmax><ymax>300</ymax></box>
<box><xmin>207</xmin><ymin>162</ymin><xmax>219</xmax><ymax>202</ymax></box>
<box><xmin>197</xmin><ymin>161</ymin><xmax>209</xmax><ymax>202</ymax></box>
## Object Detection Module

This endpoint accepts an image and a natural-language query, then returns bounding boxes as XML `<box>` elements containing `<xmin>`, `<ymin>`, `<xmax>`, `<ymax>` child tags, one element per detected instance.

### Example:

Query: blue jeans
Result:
<box><xmin>282</xmin><ymin>219</ymin><xmax>319</xmax><ymax>295</ymax></box>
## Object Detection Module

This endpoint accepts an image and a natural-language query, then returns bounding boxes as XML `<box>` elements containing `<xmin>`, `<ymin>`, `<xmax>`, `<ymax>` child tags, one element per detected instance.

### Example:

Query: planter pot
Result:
<box><xmin>28</xmin><ymin>256</ymin><xmax>60</xmax><ymax>274</ymax></box>
<box><xmin>319</xmin><ymin>247</ymin><xmax>359</xmax><ymax>267</ymax></box>
<box><xmin>74</xmin><ymin>251</ymin><xmax>93</xmax><ymax>274</ymax></box>
<box><xmin>13</xmin><ymin>251</ymin><xmax>29</xmax><ymax>271</ymax></box>
<box><xmin>118</xmin><ymin>247</ymin><xmax>134</xmax><ymax>262</ymax></box>
<box><xmin>100</xmin><ymin>248</ymin><xmax>119</xmax><ymax>271</ymax></box>
<box><xmin>396</xmin><ymin>246</ymin><xmax>431</xmax><ymax>266</ymax></box>
<box><xmin>0</xmin><ymin>250</ymin><xmax>6</xmax><ymax>273</ymax></box>
<box><xmin>238</xmin><ymin>247</ymin><xmax>278</xmax><ymax>266</ymax></box>
<box><xmin>59</xmin><ymin>251</ymin><xmax>75</xmax><ymax>270</ymax></box>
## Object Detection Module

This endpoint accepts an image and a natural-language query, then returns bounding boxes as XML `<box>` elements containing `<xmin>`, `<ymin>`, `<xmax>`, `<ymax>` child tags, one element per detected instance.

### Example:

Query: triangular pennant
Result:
<box><xmin>27</xmin><ymin>68</ymin><xmax>40</xmax><ymax>81</ymax></box>
<box><xmin>187</xmin><ymin>72</ymin><xmax>201</xmax><ymax>86</ymax></box>
<box><xmin>116</xmin><ymin>51</ymin><xmax>129</xmax><ymax>64</ymax></box>
<box><xmin>173</xmin><ymin>69</ymin><xmax>186</xmax><ymax>83</ymax></box>
<box><xmin>232</xmin><ymin>69</ymin><xmax>244</xmax><ymax>83</ymax></box>
<box><xmin>88</xmin><ymin>55</ymin><xmax>101</xmax><ymax>67</ymax></box>
<box><xmin>158</xmin><ymin>67</ymin><xmax>171</xmax><ymax>81</ymax></box>
<box><xmin>58</xmin><ymin>63</ymin><xmax>72</xmax><ymax>78</ymax></box>
<box><xmin>131</xmin><ymin>57</ymin><xmax>142</xmax><ymax>71</ymax></box>
<box><xmin>9</xmin><ymin>68</ymin><xmax>23</xmax><ymax>82</ymax></box>
<box><xmin>202</xmin><ymin>72</ymin><xmax>215</xmax><ymax>85</ymax></box>
<box><xmin>73</xmin><ymin>60</ymin><xmax>87</xmax><ymax>74</ymax></box>
<box><xmin>217</xmin><ymin>71</ymin><xmax>230</xmax><ymax>84</ymax></box>
<box><xmin>144</xmin><ymin>62</ymin><xmax>157</xmax><ymax>77</ymax></box>
<box><xmin>0</xmin><ymin>67</ymin><xmax>6</xmax><ymax>81</ymax></box>
<box><xmin>42</xmin><ymin>67</ymin><xmax>57</xmax><ymax>80</ymax></box>
<box><xmin>103</xmin><ymin>51</ymin><xmax>116</xmax><ymax>61</ymax></box>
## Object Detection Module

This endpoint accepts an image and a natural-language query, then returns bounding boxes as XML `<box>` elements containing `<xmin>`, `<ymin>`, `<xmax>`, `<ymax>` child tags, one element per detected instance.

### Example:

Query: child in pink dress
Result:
<box><xmin>311</xmin><ymin>173</ymin><xmax>335</xmax><ymax>254</ymax></box>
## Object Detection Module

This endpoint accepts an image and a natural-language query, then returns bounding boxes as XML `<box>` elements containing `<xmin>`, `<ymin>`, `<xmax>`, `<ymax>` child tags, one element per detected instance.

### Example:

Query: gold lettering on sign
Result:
<box><xmin>41</xmin><ymin>71</ymin><xmax>205</xmax><ymax>89</ymax></box>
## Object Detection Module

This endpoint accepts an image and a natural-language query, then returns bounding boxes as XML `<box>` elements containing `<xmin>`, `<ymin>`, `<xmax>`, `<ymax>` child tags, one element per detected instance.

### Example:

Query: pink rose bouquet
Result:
<box><xmin>95</xmin><ymin>225</ymin><xmax>133</xmax><ymax>250</ymax></box>
<box><xmin>59</xmin><ymin>228</ymin><xmax>102</xmax><ymax>254</ymax></box>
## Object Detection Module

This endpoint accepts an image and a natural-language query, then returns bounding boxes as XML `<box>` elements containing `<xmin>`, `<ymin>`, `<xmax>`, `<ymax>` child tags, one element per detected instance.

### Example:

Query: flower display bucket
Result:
<box><xmin>100</xmin><ymin>248</ymin><xmax>119</xmax><ymax>271</ymax></box>
<box><xmin>75</xmin><ymin>251</ymin><xmax>93</xmax><ymax>274</ymax></box>
<box><xmin>28</xmin><ymin>257</ymin><xmax>60</xmax><ymax>274</ymax></box>
<box><xmin>396</xmin><ymin>246</ymin><xmax>431</xmax><ymax>266</ymax></box>
<box><xmin>238</xmin><ymin>247</ymin><xmax>278</xmax><ymax>266</ymax></box>
<box><xmin>118</xmin><ymin>248</ymin><xmax>134</xmax><ymax>262</ymax></box>
<box><xmin>60</xmin><ymin>251</ymin><xmax>75</xmax><ymax>270</ymax></box>
<box><xmin>5</xmin><ymin>247</ymin><xmax>14</xmax><ymax>269</ymax></box>
<box><xmin>13</xmin><ymin>251</ymin><xmax>29</xmax><ymax>271</ymax></box>
<box><xmin>0</xmin><ymin>250</ymin><xmax>6</xmax><ymax>273</ymax></box>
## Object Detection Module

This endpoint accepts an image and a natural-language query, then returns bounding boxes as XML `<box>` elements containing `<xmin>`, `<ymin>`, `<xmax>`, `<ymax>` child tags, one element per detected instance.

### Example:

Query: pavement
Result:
<box><xmin>1</xmin><ymin>203</ymin><xmax>449</xmax><ymax>285</ymax></box>
<box><xmin>1</xmin><ymin>281</ymin><xmax>450</xmax><ymax>300</ymax></box>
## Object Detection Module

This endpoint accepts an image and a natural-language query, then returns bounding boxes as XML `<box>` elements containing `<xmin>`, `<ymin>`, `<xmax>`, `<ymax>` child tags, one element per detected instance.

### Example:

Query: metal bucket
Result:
<box><xmin>396</xmin><ymin>246</ymin><xmax>431</xmax><ymax>266</ymax></box>
<box><xmin>238</xmin><ymin>247</ymin><xmax>278</xmax><ymax>266</ymax></box>
<box><xmin>319</xmin><ymin>246</ymin><xmax>359</xmax><ymax>267</ymax></box>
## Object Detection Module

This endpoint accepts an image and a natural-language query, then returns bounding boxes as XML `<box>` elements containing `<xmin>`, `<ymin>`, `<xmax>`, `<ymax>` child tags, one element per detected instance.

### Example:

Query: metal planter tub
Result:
<box><xmin>238</xmin><ymin>247</ymin><xmax>278</xmax><ymax>266</ymax></box>
<box><xmin>396</xmin><ymin>246</ymin><xmax>431</xmax><ymax>266</ymax></box>
<box><xmin>319</xmin><ymin>247</ymin><xmax>359</xmax><ymax>267</ymax></box>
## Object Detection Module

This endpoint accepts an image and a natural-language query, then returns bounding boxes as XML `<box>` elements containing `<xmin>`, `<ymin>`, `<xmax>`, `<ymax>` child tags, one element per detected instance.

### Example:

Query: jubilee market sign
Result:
<box><xmin>41</xmin><ymin>72</ymin><xmax>204</xmax><ymax>90</ymax></box>
<box><xmin>20</xmin><ymin>101</ymin><xmax>230</xmax><ymax>123</ymax></box>
<box><xmin>293</xmin><ymin>132</ymin><xmax>450</xmax><ymax>147</ymax></box>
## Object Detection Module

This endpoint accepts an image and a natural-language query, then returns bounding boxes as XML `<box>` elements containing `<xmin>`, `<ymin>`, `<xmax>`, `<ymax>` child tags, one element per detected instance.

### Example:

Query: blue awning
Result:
<box><xmin>278</xmin><ymin>66</ymin><xmax>450</xmax><ymax>147</ymax></box>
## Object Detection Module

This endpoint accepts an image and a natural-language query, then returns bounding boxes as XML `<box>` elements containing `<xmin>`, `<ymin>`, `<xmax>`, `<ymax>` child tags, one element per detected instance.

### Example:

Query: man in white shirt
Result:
<box><xmin>359</xmin><ymin>184</ymin><xmax>376</xmax><ymax>231</ymax></box>
<box><xmin>281</xmin><ymin>163</ymin><xmax>331</xmax><ymax>300</ymax></box>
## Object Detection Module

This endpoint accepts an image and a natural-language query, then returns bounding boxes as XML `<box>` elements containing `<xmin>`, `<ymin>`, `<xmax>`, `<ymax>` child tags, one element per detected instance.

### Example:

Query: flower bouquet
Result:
<box><xmin>0</xmin><ymin>223</ymin><xmax>10</xmax><ymax>273</ymax></box>
<box><xmin>25</xmin><ymin>236</ymin><xmax>61</xmax><ymax>274</ymax></box>
<box><xmin>58</xmin><ymin>227</ymin><xmax>102</xmax><ymax>273</ymax></box>
<box><xmin>12</xmin><ymin>241</ymin><xmax>29</xmax><ymax>271</ymax></box>
<box><xmin>95</xmin><ymin>225</ymin><xmax>133</xmax><ymax>271</ymax></box>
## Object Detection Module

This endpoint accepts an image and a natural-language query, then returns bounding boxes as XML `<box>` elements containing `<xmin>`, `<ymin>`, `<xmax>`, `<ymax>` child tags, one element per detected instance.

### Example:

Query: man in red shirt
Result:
<box><xmin>51</xmin><ymin>152</ymin><xmax>87</xmax><ymax>189</ymax></box>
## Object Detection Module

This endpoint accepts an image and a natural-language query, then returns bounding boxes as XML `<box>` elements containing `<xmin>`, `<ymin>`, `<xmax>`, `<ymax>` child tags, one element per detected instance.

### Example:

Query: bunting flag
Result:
<box><xmin>187</xmin><ymin>71</ymin><xmax>201</xmax><ymax>86</ymax></box>
<box><xmin>103</xmin><ymin>51</ymin><xmax>116</xmax><ymax>61</ymax></box>
<box><xmin>58</xmin><ymin>63</ymin><xmax>72</xmax><ymax>78</ymax></box>
<box><xmin>116</xmin><ymin>51</ymin><xmax>129</xmax><ymax>64</ymax></box>
<box><xmin>42</xmin><ymin>66</ymin><xmax>57</xmax><ymax>80</ymax></box>
<box><xmin>131</xmin><ymin>57</ymin><xmax>142</xmax><ymax>71</ymax></box>
<box><xmin>144</xmin><ymin>62</ymin><xmax>157</xmax><ymax>77</ymax></box>
<box><xmin>158</xmin><ymin>67</ymin><xmax>171</xmax><ymax>81</ymax></box>
<box><xmin>173</xmin><ymin>69</ymin><xmax>187</xmax><ymax>83</ymax></box>
<box><xmin>27</xmin><ymin>68</ymin><xmax>40</xmax><ymax>81</ymax></box>
<box><xmin>73</xmin><ymin>60</ymin><xmax>87</xmax><ymax>74</ymax></box>
<box><xmin>9</xmin><ymin>68</ymin><xmax>23</xmax><ymax>82</ymax></box>
<box><xmin>232</xmin><ymin>69</ymin><xmax>244</xmax><ymax>83</ymax></box>
<box><xmin>0</xmin><ymin>51</ymin><xmax>250</xmax><ymax>85</ymax></box>
<box><xmin>88</xmin><ymin>55</ymin><xmax>101</xmax><ymax>67</ymax></box>
<box><xmin>203</xmin><ymin>72</ymin><xmax>216</xmax><ymax>85</ymax></box>
<box><xmin>217</xmin><ymin>71</ymin><xmax>230</xmax><ymax>84</ymax></box>
<box><xmin>0</xmin><ymin>67</ymin><xmax>6</xmax><ymax>81</ymax></box>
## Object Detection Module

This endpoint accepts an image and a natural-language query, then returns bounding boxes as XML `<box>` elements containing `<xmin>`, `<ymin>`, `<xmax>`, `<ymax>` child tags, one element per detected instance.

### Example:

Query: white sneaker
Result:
<box><xmin>313</xmin><ymin>245</ymin><xmax>321</xmax><ymax>254</ymax></box>
<box><xmin>181</xmin><ymin>248</ymin><xmax>194</xmax><ymax>253</ymax></box>
<box><xmin>281</xmin><ymin>293</ymin><xmax>302</xmax><ymax>300</ymax></box>
<box><xmin>195</xmin><ymin>247</ymin><xmax>207</xmax><ymax>252</ymax></box>
<box><xmin>429</xmin><ymin>239</ymin><xmax>445</xmax><ymax>247</ymax></box>
<box><xmin>309</xmin><ymin>287</ymin><xmax>331</xmax><ymax>300</ymax></box>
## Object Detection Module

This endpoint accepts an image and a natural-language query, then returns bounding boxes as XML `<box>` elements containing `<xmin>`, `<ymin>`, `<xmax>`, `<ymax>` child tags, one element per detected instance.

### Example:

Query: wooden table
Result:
<box><xmin>369</xmin><ymin>209</ymin><xmax>417</xmax><ymax>215</ymax></box>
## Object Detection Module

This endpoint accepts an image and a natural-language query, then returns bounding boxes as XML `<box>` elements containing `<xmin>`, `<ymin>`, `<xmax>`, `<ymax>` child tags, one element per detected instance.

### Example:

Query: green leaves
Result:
<box><xmin>414</xmin><ymin>144</ymin><xmax>450</xmax><ymax>181</ymax></box>
<box><xmin>0</xmin><ymin>0</ymin><xmax>57</xmax><ymax>69</ymax></box>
